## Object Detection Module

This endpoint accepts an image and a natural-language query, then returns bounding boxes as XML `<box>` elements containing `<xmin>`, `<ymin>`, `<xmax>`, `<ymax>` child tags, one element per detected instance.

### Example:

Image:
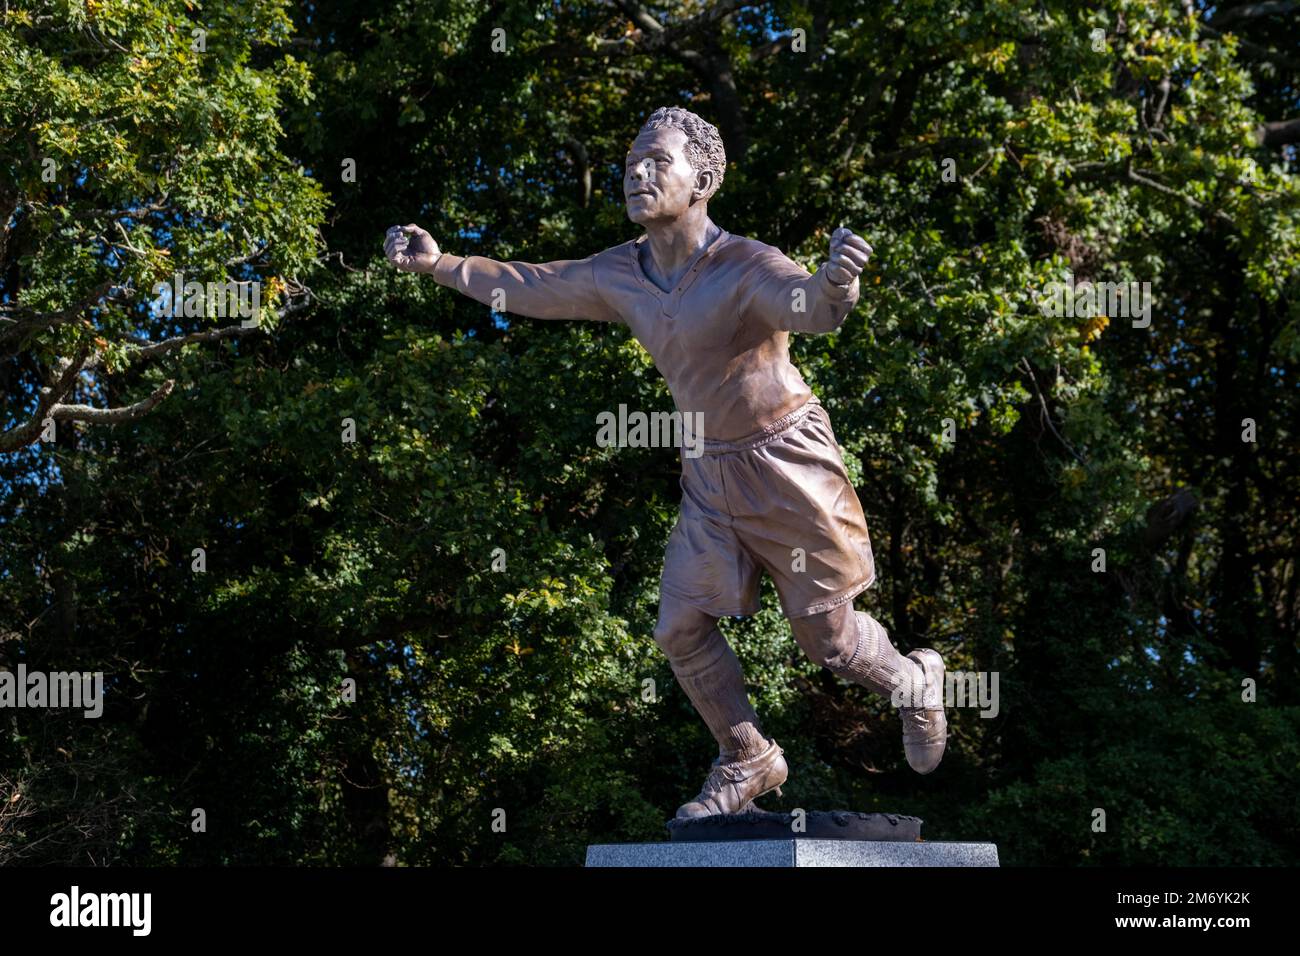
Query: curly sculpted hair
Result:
<box><xmin>638</xmin><ymin>106</ymin><xmax>727</xmax><ymax>200</ymax></box>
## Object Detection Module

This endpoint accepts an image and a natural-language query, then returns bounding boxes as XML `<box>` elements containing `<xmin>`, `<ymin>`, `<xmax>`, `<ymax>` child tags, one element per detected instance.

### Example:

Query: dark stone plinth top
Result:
<box><xmin>666</xmin><ymin>809</ymin><xmax>923</xmax><ymax>843</ymax></box>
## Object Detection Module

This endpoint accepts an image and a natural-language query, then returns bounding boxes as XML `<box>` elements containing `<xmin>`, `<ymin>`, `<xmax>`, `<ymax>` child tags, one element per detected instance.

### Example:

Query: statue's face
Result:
<box><xmin>624</xmin><ymin>126</ymin><xmax>710</xmax><ymax>225</ymax></box>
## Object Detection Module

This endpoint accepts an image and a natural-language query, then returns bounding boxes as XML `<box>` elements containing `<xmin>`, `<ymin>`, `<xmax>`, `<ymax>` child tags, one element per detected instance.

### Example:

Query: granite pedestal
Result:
<box><xmin>586</xmin><ymin>839</ymin><xmax>999</xmax><ymax>867</ymax></box>
<box><xmin>586</xmin><ymin>810</ymin><xmax>999</xmax><ymax>867</ymax></box>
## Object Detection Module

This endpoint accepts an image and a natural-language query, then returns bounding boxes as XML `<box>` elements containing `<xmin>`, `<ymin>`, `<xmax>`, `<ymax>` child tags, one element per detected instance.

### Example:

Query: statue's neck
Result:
<box><xmin>640</xmin><ymin>213</ymin><xmax>720</xmax><ymax>291</ymax></box>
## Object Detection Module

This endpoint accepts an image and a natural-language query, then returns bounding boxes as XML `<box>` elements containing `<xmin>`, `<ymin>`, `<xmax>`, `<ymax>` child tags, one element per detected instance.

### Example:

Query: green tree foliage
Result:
<box><xmin>1</xmin><ymin>0</ymin><xmax>1297</xmax><ymax>865</ymax></box>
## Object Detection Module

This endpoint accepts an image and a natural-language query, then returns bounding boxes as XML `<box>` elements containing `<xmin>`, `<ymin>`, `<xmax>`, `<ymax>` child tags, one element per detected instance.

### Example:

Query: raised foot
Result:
<box><xmin>900</xmin><ymin>648</ymin><xmax>948</xmax><ymax>774</ymax></box>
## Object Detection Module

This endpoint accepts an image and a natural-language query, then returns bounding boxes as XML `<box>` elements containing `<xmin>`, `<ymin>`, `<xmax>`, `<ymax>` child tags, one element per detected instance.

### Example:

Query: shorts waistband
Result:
<box><xmin>698</xmin><ymin>397</ymin><xmax>821</xmax><ymax>455</ymax></box>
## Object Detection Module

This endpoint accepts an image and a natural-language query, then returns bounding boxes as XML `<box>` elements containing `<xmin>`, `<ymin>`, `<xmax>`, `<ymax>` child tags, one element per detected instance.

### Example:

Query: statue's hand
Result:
<box><xmin>825</xmin><ymin>227</ymin><xmax>872</xmax><ymax>286</ymax></box>
<box><xmin>384</xmin><ymin>224</ymin><xmax>441</xmax><ymax>273</ymax></box>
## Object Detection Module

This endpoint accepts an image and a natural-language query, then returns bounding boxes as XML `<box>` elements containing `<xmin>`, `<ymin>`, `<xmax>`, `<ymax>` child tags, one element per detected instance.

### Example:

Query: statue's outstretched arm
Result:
<box><xmin>385</xmin><ymin>224</ymin><xmax>619</xmax><ymax>323</ymax></box>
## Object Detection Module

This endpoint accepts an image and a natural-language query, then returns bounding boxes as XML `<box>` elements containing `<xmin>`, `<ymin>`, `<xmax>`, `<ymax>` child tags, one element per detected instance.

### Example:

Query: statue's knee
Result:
<box><xmin>653</xmin><ymin>603</ymin><xmax>714</xmax><ymax>661</ymax></box>
<box><xmin>652</xmin><ymin>617</ymin><xmax>683</xmax><ymax>656</ymax></box>
<box><xmin>791</xmin><ymin>607</ymin><xmax>858</xmax><ymax>671</ymax></box>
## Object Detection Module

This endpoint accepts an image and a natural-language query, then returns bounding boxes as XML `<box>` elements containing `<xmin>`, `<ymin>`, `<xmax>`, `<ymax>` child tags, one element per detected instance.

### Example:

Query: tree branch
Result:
<box><xmin>1126</xmin><ymin>163</ymin><xmax>1236</xmax><ymax>227</ymax></box>
<box><xmin>49</xmin><ymin>379</ymin><xmax>175</xmax><ymax>425</ymax></box>
<box><xmin>1018</xmin><ymin>356</ymin><xmax>1090</xmax><ymax>468</ymax></box>
<box><xmin>95</xmin><ymin>323</ymin><xmax>260</xmax><ymax>367</ymax></box>
<box><xmin>1197</xmin><ymin>20</ymin><xmax>1300</xmax><ymax>70</ymax></box>
<box><xmin>561</xmin><ymin>136</ymin><xmax>592</xmax><ymax>208</ymax></box>
<box><xmin>0</xmin><ymin>277</ymin><xmax>312</xmax><ymax>450</ymax></box>
<box><xmin>864</xmin><ymin>136</ymin><xmax>991</xmax><ymax>169</ymax></box>
<box><xmin>0</xmin><ymin>280</ymin><xmax>132</xmax><ymax>353</ymax></box>
<box><xmin>1210</xmin><ymin>1</ymin><xmax>1298</xmax><ymax>28</ymax></box>
<box><xmin>1256</xmin><ymin>116</ymin><xmax>1300</xmax><ymax>147</ymax></box>
<box><xmin>644</xmin><ymin>0</ymin><xmax>753</xmax><ymax>50</ymax></box>
<box><xmin>0</xmin><ymin>345</ymin><xmax>90</xmax><ymax>451</ymax></box>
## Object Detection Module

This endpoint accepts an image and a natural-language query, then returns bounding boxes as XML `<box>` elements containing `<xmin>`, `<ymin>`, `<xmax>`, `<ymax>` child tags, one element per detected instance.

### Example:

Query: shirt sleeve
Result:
<box><xmin>430</xmin><ymin>252</ymin><xmax>622</xmax><ymax>324</ymax></box>
<box><xmin>739</xmin><ymin>244</ymin><xmax>860</xmax><ymax>334</ymax></box>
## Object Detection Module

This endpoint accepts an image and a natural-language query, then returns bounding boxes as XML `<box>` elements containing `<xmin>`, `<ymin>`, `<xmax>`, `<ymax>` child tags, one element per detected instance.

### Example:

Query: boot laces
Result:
<box><xmin>705</xmin><ymin>762</ymin><xmax>746</xmax><ymax>791</ymax></box>
<box><xmin>902</xmin><ymin>711</ymin><xmax>933</xmax><ymax>734</ymax></box>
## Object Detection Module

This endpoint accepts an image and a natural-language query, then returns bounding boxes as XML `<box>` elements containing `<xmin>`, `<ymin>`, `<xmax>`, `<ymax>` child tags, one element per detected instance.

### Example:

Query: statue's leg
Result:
<box><xmin>788</xmin><ymin>601</ymin><xmax>920</xmax><ymax>700</ymax></box>
<box><xmin>653</xmin><ymin>592</ymin><xmax>770</xmax><ymax>762</ymax></box>
<box><xmin>790</xmin><ymin>601</ymin><xmax>948</xmax><ymax>773</ymax></box>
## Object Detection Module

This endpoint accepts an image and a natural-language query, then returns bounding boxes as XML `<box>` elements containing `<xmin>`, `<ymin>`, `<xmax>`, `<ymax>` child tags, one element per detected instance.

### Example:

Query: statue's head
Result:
<box><xmin>625</xmin><ymin>106</ymin><xmax>726</xmax><ymax>225</ymax></box>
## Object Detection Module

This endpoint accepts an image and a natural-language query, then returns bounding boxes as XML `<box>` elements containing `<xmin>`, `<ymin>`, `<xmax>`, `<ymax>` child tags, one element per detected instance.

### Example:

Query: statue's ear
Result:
<box><xmin>692</xmin><ymin>169</ymin><xmax>715</xmax><ymax>202</ymax></box>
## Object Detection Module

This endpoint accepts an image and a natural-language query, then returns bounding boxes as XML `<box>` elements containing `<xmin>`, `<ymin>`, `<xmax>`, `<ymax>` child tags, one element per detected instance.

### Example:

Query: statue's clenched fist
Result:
<box><xmin>825</xmin><ymin>227</ymin><xmax>872</xmax><ymax>286</ymax></box>
<box><xmin>384</xmin><ymin>224</ymin><xmax>441</xmax><ymax>273</ymax></box>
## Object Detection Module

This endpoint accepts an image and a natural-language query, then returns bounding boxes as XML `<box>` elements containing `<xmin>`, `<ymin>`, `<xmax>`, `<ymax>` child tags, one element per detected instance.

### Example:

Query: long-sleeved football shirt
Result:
<box><xmin>431</xmin><ymin>228</ymin><xmax>860</xmax><ymax>441</ymax></box>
